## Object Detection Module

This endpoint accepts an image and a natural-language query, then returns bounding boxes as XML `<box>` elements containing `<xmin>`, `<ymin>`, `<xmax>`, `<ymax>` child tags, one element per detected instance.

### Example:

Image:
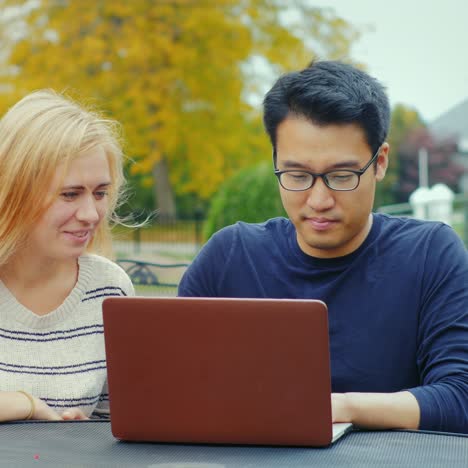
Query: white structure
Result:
<box><xmin>409</xmin><ymin>184</ymin><xmax>455</xmax><ymax>225</ymax></box>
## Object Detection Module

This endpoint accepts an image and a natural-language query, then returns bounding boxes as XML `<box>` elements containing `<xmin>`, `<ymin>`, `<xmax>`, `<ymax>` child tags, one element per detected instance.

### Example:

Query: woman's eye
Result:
<box><xmin>61</xmin><ymin>192</ymin><xmax>78</xmax><ymax>200</ymax></box>
<box><xmin>94</xmin><ymin>191</ymin><xmax>108</xmax><ymax>200</ymax></box>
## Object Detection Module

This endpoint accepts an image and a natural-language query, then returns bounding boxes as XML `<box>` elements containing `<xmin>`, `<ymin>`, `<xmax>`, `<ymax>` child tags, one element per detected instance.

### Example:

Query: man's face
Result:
<box><xmin>275</xmin><ymin>116</ymin><xmax>388</xmax><ymax>258</ymax></box>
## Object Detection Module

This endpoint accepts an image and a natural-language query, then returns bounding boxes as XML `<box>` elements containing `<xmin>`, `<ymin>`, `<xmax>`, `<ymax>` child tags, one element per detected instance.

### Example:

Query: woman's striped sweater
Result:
<box><xmin>0</xmin><ymin>254</ymin><xmax>134</xmax><ymax>418</ymax></box>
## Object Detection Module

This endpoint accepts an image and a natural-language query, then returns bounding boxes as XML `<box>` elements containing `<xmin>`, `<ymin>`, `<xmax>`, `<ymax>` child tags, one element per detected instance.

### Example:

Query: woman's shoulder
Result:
<box><xmin>79</xmin><ymin>253</ymin><xmax>123</xmax><ymax>270</ymax></box>
<box><xmin>78</xmin><ymin>254</ymin><xmax>134</xmax><ymax>294</ymax></box>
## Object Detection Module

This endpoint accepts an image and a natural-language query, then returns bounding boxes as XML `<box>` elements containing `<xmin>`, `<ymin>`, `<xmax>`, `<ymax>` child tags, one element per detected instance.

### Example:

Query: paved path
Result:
<box><xmin>113</xmin><ymin>241</ymin><xmax>198</xmax><ymax>263</ymax></box>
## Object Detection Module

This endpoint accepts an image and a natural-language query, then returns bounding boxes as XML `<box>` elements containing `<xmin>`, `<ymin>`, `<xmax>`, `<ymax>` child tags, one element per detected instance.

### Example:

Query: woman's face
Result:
<box><xmin>27</xmin><ymin>146</ymin><xmax>112</xmax><ymax>263</ymax></box>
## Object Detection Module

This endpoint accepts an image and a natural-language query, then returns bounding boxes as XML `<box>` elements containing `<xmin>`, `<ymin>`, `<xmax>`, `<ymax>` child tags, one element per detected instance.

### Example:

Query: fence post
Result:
<box><xmin>464</xmin><ymin>197</ymin><xmax>468</xmax><ymax>247</ymax></box>
<box><xmin>194</xmin><ymin>207</ymin><xmax>203</xmax><ymax>251</ymax></box>
<box><xmin>133</xmin><ymin>227</ymin><xmax>141</xmax><ymax>255</ymax></box>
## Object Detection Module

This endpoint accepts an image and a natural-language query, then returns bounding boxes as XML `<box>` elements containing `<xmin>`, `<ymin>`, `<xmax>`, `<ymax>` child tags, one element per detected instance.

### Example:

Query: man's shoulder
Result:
<box><xmin>373</xmin><ymin>213</ymin><xmax>466</xmax><ymax>263</ymax></box>
<box><xmin>216</xmin><ymin>217</ymin><xmax>291</xmax><ymax>239</ymax></box>
<box><xmin>180</xmin><ymin>218</ymin><xmax>293</xmax><ymax>297</ymax></box>
<box><xmin>375</xmin><ymin>213</ymin><xmax>454</xmax><ymax>241</ymax></box>
<box><xmin>201</xmin><ymin>217</ymin><xmax>292</xmax><ymax>264</ymax></box>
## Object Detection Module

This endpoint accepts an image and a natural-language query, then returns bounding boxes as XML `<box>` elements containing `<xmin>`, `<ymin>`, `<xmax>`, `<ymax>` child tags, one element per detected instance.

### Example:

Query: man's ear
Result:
<box><xmin>376</xmin><ymin>142</ymin><xmax>389</xmax><ymax>181</ymax></box>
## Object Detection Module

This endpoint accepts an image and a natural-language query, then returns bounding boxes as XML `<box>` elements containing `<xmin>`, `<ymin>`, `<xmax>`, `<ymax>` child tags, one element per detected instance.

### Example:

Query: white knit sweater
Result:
<box><xmin>0</xmin><ymin>254</ymin><xmax>134</xmax><ymax>418</ymax></box>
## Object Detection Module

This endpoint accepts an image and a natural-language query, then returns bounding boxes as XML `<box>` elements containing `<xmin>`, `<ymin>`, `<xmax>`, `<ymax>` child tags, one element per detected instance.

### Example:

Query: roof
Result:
<box><xmin>430</xmin><ymin>98</ymin><xmax>468</xmax><ymax>144</ymax></box>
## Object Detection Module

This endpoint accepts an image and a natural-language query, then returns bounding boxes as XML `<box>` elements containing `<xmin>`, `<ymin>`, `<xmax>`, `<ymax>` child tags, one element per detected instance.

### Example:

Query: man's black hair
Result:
<box><xmin>263</xmin><ymin>60</ymin><xmax>390</xmax><ymax>166</ymax></box>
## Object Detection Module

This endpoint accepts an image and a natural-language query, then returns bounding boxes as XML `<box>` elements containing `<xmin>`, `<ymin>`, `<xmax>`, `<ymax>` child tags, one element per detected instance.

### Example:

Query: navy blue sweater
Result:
<box><xmin>179</xmin><ymin>214</ymin><xmax>468</xmax><ymax>433</ymax></box>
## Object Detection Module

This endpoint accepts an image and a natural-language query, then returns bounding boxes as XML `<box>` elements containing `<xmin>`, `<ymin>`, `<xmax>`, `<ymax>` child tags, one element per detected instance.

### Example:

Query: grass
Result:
<box><xmin>134</xmin><ymin>284</ymin><xmax>178</xmax><ymax>297</ymax></box>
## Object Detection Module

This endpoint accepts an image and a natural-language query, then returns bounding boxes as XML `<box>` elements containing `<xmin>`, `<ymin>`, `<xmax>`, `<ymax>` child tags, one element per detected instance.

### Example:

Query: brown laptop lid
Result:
<box><xmin>103</xmin><ymin>297</ymin><xmax>332</xmax><ymax>446</ymax></box>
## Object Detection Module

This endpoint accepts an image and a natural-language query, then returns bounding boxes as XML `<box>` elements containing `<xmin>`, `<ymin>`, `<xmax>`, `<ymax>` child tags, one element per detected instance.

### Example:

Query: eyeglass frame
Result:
<box><xmin>273</xmin><ymin>145</ymin><xmax>382</xmax><ymax>192</ymax></box>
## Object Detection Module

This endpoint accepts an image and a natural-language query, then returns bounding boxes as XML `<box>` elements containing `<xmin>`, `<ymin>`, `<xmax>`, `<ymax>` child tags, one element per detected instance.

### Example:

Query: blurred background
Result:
<box><xmin>1</xmin><ymin>0</ymin><xmax>467</xmax><ymax>294</ymax></box>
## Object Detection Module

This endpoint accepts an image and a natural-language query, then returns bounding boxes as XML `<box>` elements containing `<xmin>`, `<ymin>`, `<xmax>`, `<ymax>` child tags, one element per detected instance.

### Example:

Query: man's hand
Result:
<box><xmin>331</xmin><ymin>393</ymin><xmax>353</xmax><ymax>423</ymax></box>
<box><xmin>331</xmin><ymin>391</ymin><xmax>420</xmax><ymax>430</ymax></box>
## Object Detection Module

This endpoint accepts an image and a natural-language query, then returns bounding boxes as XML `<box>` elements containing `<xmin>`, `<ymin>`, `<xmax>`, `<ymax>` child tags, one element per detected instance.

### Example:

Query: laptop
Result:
<box><xmin>102</xmin><ymin>296</ymin><xmax>352</xmax><ymax>446</ymax></box>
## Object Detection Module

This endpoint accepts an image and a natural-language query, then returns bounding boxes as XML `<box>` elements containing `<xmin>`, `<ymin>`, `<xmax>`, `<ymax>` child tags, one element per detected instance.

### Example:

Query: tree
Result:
<box><xmin>394</xmin><ymin>127</ymin><xmax>464</xmax><ymax>202</ymax></box>
<box><xmin>203</xmin><ymin>161</ymin><xmax>285</xmax><ymax>240</ymax></box>
<box><xmin>0</xmin><ymin>0</ymin><xmax>359</xmax><ymax>217</ymax></box>
<box><xmin>374</xmin><ymin>103</ymin><xmax>425</xmax><ymax>208</ymax></box>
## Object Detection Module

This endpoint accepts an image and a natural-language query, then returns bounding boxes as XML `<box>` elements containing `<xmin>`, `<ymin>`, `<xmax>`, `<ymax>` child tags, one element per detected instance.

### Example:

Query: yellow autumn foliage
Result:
<box><xmin>0</xmin><ymin>0</ymin><xmax>359</xmax><ymax>213</ymax></box>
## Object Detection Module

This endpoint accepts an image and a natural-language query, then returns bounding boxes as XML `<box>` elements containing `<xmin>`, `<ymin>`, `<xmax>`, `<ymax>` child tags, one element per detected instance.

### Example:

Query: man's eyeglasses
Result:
<box><xmin>274</xmin><ymin>146</ymin><xmax>382</xmax><ymax>192</ymax></box>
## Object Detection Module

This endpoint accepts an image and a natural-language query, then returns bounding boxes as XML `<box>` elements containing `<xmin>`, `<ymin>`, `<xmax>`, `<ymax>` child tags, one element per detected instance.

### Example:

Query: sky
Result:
<box><xmin>313</xmin><ymin>0</ymin><xmax>468</xmax><ymax>123</ymax></box>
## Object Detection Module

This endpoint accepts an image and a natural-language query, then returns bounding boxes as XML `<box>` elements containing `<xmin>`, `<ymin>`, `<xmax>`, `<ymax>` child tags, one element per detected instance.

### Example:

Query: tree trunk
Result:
<box><xmin>152</xmin><ymin>157</ymin><xmax>177</xmax><ymax>219</ymax></box>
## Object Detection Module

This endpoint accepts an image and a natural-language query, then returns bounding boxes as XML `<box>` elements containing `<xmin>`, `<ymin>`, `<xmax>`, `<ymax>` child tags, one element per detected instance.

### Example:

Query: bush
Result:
<box><xmin>203</xmin><ymin>161</ymin><xmax>286</xmax><ymax>240</ymax></box>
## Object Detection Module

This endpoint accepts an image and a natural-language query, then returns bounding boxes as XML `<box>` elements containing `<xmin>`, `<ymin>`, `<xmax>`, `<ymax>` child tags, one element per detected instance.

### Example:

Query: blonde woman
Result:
<box><xmin>0</xmin><ymin>90</ymin><xmax>134</xmax><ymax>421</ymax></box>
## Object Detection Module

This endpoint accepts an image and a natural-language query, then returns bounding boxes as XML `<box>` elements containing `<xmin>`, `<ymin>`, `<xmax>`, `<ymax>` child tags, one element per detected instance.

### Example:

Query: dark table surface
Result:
<box><xmin>1</xmin><ymin>420</ymin><xmax>467</xmax><ymax>467</ymax></box>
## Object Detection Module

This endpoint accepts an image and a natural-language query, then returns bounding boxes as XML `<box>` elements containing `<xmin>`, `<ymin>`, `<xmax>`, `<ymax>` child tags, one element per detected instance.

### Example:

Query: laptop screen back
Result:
<box><xmin>103</xmin><ymin>297</ymin><xmax>333</xmax><ymax>446</ymax></box>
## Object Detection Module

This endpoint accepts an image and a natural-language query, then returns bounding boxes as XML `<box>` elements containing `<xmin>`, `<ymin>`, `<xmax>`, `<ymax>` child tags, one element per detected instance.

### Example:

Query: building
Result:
<box><xmin>430</xmin><ymin>98</ymin><xmax>468</xmax><ymax>192</ymax></box>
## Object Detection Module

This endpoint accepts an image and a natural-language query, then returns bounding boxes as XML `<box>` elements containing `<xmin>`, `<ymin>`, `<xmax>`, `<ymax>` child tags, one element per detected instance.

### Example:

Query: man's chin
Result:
<box><xmin>297</xmin><ymin>234</ymin><xmax>343</xmax><ymax>258</ymax></box>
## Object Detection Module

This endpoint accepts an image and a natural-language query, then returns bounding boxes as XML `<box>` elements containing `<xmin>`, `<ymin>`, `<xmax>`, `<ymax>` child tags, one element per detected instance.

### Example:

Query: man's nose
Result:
<box><xmin>305</xmin><ymin>177</ymin><xmax>335</xmax><ymax>212</ymax></box>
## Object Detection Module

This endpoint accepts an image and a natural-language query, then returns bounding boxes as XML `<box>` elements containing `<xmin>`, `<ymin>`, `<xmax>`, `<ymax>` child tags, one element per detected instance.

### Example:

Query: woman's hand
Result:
<box><xmin>0</xmin><ymin>391</ymin><xmax>61</xmax><ymax>422</ymax></box>
<box><xmin>61</xmin><ymin>408</ymin><xmax>89</xmax><ymax>420</ymax></box>
<box><xmin>30</xmin><ymin>396</ymin><xmax>62</xmax><ymax>421</ymax></box>
<box><xmin>18</xmin><ymin>393</ymin><xmax>89</xmax><ymax>421</ymax></box>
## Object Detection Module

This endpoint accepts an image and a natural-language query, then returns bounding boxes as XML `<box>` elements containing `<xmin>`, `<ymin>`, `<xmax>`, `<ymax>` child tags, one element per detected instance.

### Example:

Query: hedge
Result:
<box><xmin>203</xmin><ymin>161</ymin><xmax>286</xmax><ymax>240</ymax></box>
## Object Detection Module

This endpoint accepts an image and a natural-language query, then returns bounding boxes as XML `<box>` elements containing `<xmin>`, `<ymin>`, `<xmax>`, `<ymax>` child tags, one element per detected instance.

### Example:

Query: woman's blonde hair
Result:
<box><xmin>0</xmin><ymin>89</ymin><xmax>126</xmax><ymax>265</ymax></box>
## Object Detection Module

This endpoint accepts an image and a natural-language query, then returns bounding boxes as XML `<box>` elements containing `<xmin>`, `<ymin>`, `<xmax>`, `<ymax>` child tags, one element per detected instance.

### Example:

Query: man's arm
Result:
<box><xmin>333</xmin><ymin>225</ymin><xmax>468</xmax><ymax>433</ymax></box>
<box><xmin>332</xmin><ymin>391</ymin><xmax>420</xmax><ymax>430</ymax></box>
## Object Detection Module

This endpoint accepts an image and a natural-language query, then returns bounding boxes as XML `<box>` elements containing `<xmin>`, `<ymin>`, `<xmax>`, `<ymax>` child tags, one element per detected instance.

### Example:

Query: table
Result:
<box><xmin>1</xmin><ymin>420</ymin><xmax>467</xmax><ymax>467</ymax></box>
